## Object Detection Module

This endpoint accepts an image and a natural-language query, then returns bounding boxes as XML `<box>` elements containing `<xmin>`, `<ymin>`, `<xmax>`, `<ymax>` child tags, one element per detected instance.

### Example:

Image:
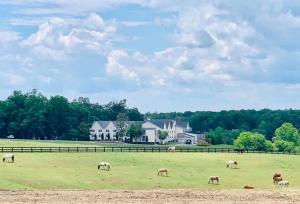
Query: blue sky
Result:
<box><xmin>1</xmin><ymin>0</ymin><xmax>300</xmax><ymax>112</ymax></box>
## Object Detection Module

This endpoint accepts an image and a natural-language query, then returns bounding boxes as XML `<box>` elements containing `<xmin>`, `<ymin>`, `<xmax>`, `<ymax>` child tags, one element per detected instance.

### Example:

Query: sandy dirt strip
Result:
<box><xmin>0</xmin><ymin>189</ymin><xmax>299</xmax><ymax>204</ymax></box>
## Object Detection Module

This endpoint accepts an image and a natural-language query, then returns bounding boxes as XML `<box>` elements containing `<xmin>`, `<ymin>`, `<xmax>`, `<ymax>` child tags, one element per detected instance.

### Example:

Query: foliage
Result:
<box><xmin>0</xmin><ymin>90</ymin><xmax>143</xmax><ymax>140</ymax></box>
<box><xmin>115</xmin><ymin>113</ymin><xmax>129</xmax><ymax>141</ymax></box>
<box><xmin>274</xmin><ymin>123</ymin><xmax>300</xmax><ymax>145</ymax></box>
<box><xmin>126</xmin><ymin>124</ymin><xmax>143</xmax><ymax>142</ymax></box>
<box><xmin>274</xmin><ymin>140</ymin><xmax>295</xmax><ymax>152</ymax></box>
<box><xmin>197</xmin><ymin>140</ymin><xmax>210</xmax><ymax>146</ymax></box>
<box><xmin>208</xmin><ymin>127</ymin><xmax>242</xmax><ymax>145</ymax></box>
<box><xmin>234</xmin><ymin>132</ymin><xmax>272</xmax><ymax>151</ymax></box>
<box><xmin>146</xmin><ymin>109</ymin><xmax>300</xmax><ymax>140</ymax></box>
<box><xmin>157</xmin><ymin>130</ymin><xmax>168</xmax><ymax>142</ymax></box>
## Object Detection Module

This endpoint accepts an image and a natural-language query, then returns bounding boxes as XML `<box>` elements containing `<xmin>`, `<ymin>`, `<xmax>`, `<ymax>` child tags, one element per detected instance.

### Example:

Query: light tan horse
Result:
<box><xmin>157</xmin><ymin>168</ymin><xmax>168</xmax><ymax>176</ymax></box>
<box><xmin>167</xmin><ymin>146</ymin><xmax>176</xmax><ymax>152</ymax></box>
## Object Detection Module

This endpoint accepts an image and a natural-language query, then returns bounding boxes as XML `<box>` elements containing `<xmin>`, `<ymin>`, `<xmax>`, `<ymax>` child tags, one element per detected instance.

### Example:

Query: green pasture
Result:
<box><xmin>0</xmin><ymin>152</ymin><xmax>298</xmax><ymax>190</ymax></box>
<box><xmin>0</xmin><ymin>139</ymin><xmax>233</xmax><ymax>148</ymax></box>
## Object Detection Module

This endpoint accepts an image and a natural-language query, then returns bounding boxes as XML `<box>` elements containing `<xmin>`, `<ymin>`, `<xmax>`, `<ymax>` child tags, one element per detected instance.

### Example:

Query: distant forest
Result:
<box><xmin>0</xmin><ymin>90</ymin><xmax>299</xmax><ymax>144</ymax></box>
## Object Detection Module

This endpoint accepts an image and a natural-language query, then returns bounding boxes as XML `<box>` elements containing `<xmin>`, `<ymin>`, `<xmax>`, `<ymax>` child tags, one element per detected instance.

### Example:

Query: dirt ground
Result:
<box><xmin>0</xmin><ymin>189</ymin><xmax>299</xmax><ymax>204</ymax></box>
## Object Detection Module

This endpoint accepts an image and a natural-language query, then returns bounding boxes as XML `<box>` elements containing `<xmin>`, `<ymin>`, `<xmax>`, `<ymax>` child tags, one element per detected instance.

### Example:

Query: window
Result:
<box><xmin>113</xmin><ymin>129</ymin><xmax>116</xmax><ymax>132</ymax></box>
<box><xmin>99</xmin><ymin>129</ymin><xmax>102</xmax><ymax>132</ymax></box>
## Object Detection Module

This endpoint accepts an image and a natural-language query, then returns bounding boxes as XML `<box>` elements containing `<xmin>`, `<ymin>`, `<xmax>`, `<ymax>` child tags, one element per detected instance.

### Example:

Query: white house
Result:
<box><xmin>142</xmin><ymin>119</ymin><xmax>192</xmax><ymax>143</ymax></box>
<box><xmin>89</xmin><ymin>121</ymin><xmax>118</xmax><ymax>141</ymax></box>
<box><xmin>89</xmin><ymin>119</ymin><xmax>194</xmax><ymax>144</ymax></box>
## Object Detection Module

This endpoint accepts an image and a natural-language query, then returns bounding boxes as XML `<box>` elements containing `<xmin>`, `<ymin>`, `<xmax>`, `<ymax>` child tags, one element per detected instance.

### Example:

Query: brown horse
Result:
<box><xmin>273</xmin><ymin>176</ymin><xmax>283</xmax><ymax>184</ymax></box>
<box><xmin>244</xmin><ymin>185</ymin><xmax>254</xmax><ymax>189</ymax></box>
<box><xmin>208</xmin><ymin>176</ymin><xmax>219</xmax><ymax>184</ymax></box>
<box><xmin>157</xmin><ymin>168</ymin><xmax>168</xmax><ymax>176</ymax></box>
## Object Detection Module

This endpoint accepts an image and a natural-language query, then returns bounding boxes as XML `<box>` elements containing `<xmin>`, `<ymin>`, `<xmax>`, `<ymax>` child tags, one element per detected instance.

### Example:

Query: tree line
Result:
<box><xmin>145</xmin><ymin>109</ymin><xmax>300</xmax><ymax>145</ymax></box>
<box><xmin>0</xmin><ymin>90</ymin><xmax>143</xmax><ymax>140</ymax></box>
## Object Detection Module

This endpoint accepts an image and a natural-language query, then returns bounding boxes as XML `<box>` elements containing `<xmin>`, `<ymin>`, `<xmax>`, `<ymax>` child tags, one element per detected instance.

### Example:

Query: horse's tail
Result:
<box><xmin>2</xmin><ymin>158</ymin><xmax>4</xmax><ymax>162</ymax></box>
<box><xmin>97</xmin><ymin>165</ymin><xmax>100</xmax><ymax>170</ymax></box>
<box><xmin>226</xmin><ymin>164</ymin><xmax>229</xmax><ymax>168</ymax></box>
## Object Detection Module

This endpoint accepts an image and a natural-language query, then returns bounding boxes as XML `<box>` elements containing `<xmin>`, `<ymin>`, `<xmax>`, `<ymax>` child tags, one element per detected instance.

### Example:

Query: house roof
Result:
<box><xmin>146</xmin><ymin>119</ymin><xmax>176</xmax><ymax>129</ymax></box>
<box><xmin>94</xmin><ymin>121</ymin><xmax>143</xmax><ymax>129</ymax></box>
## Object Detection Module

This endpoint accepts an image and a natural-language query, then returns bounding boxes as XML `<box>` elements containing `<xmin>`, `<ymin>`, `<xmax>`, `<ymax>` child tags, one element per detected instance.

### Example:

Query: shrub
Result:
<box><xmin>274</xmin><ymin>140</ymin><xmax>295</xmax><ymax>152</ymax></box>
<box><xmin>197</xmin><ymin>140</ymin><xmax>210</xmax><ymax>146</ymax></box>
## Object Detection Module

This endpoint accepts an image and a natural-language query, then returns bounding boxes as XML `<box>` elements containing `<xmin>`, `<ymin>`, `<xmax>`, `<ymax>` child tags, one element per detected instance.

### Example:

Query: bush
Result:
<box><xmin>197</xmin><ymin>140</ymin><xmax>210</xmax><ymax>146</ymax></box>
<box><xmin>274</xmin><ymin>140</ymin><xmax>295</xmax><ymax>152</ymax></box>
<box><xmin>234</xmin><ymin>131</ymin><xmax>272</xmax><ymax>151</ymax></box>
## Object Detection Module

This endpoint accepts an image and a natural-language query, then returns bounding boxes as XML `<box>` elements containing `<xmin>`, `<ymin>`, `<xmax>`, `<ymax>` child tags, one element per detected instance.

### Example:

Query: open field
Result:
<box><xmin>0</xmin><ymin>153</ymin><xmax>299</xmax><ymax>190</ymax></box>
<box><xmin>0</xmin><ymin>139</ymin><xmax>233</xmax><ymax>148</ymax></box>
<box><xmin>1</xmin><ymin>189</ymin><xmax>300</xmax><ymax>204</ymax></box>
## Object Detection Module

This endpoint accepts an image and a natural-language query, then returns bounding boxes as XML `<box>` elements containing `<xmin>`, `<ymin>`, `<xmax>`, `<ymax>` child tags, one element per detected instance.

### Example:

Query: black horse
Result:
<box><xmin>235</xmin><ymin>149</ymin><xmax>245</xmax><ymax>154</ymax></box>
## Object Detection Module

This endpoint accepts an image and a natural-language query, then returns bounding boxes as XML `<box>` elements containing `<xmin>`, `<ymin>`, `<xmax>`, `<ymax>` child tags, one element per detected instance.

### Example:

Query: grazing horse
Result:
<box><xmin>157</xmin><ymin>168</ymin><xmax>168</xmax><ymax>176</ymax></box>
<box><xmin>167</xmin><ymin>146</ymin><xmax>176</xmax><ymax>152</ymax></box>
<box><xmin>227</xmin><ymin>160</ymin><xmax>238</xmax><ymax>169</ymax></box>
<box><xmin>97</xmin><ymin>162</ymin><xmax>110</xmax><ymax>171</ymax></box>
<box><xmin>273</xmin><ymin>173</ymin><xmax>281</xmax><ymax>179</ymax></box>
<box><xmin>277</xmin><ymin>180</ymin><xmax>289</xmax><ymax>187</ymax></box>
<box><xmin>235</xmin><ymin>149</ymin><xmax>244</xmax><ymax>154</ymax></box>
<box><xmin>208</xmin><ymin>176</ymin><xmax>219</xmax><ymax>184</ymax></box>
<box><xmin>3</xmin><ymin>154</ymin><xmax>14</xmax><ymax>163</ymax></box>
<box><xmin>244</xmin><ymin>185</ymin><xmax>254</xmax><ymax>189</ymax></box>
<box><xmin>273</xmin><ymin>176</ymin><xmax>283</xmax><ymax>184</ymax></box>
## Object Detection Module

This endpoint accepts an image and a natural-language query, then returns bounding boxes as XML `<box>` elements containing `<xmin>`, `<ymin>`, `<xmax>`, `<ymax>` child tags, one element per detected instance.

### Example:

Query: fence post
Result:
<box><xmin>129</xmin><ymin>147</ymin><xmax>131</xmax><ymax>152</ymax></box>
<box><xmin>159</xmin><ymin>147</ymin><xmax>161</xmax><ymax>152</ymax></box>
<box><xmin>121</xmin><ymin>147</ymin><xmax>123</xmax><ymax>152</ymax></box>
<box><xmin>215</xmin><ymin>148</ymin><xmax>217</xmax><ymax>153</ymax></box>
<box><xmin>144</xmin><ymin>147</ymin><xmax>146</xmax><ymax>152</ymax></box>
<box><xmin>152</xmin><ymin>147</ymin><xmax>153</xmax><ymax>152</ymax></box>
<box><xmin>59</xmin><ymin>147</ymin><xmax>60</xmax><ymax>152</ymax></box>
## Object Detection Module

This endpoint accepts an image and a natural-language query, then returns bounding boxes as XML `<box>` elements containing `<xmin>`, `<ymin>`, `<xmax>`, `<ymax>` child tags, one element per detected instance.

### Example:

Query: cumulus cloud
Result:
<box><xmin>0</xmin><ymin>31</ymin><xmax>21</xmax><ymax>45</ymax></box>
<box><xmin>21</xmin><ymin>14</ymin><xmax>116</xmax><ymax>60</ymax></box>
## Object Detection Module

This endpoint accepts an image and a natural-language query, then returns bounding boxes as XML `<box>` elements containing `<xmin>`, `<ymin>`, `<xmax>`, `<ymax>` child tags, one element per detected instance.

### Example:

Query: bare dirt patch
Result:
<box><xmin>0</xmin><ymin>189</ymin><xmax>299</xmax><ymax>204</ymax></box>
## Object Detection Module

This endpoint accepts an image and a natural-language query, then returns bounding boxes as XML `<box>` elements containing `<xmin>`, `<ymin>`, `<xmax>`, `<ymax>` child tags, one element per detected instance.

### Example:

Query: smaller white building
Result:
<box><xmin>177</xmin><ymin>133</ymin><xmax>206</xmax><ymax>145</ymax></box>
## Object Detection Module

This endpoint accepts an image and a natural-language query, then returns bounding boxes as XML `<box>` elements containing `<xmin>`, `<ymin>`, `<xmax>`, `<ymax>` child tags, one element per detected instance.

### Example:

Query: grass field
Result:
<box><xmin>0</xmin><ymin>152</ymin><xmax>299</xmax><ymax>190</ymax></box>
<box><xmin>0</xmin><ymin>139</ymin><xmax>233</xmax><ymax>148</ymax></box>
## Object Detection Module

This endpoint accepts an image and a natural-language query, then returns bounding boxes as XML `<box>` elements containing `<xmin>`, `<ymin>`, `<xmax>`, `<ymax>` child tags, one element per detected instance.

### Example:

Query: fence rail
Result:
<box><xmin>0</xmin><ymin>146</ymin><xmax>299</xmax><ymax>155</ymax></box>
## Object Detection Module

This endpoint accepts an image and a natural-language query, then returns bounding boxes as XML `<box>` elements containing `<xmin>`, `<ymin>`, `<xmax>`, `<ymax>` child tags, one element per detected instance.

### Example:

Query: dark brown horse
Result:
<box><xmin>208</xmin><ymin>176</ymin><xmax>219</xmax><ymax>184</ymax></box>
<box><xmin>273</xmin><ymin>176</ymin><xmax>283</xmax><ymax>184</ymax></box>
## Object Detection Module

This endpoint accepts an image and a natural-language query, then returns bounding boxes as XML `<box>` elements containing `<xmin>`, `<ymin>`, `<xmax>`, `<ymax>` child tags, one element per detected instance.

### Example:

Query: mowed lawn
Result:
<box><xmin>0</xmin><ymin>153</ymin><xmax>299</xmax><ymax>190</ymax></box>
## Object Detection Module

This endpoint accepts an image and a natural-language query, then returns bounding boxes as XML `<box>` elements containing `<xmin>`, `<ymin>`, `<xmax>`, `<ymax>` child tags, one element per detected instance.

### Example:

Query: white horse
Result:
<box><xmin>167</xmin><ymin>146</ymin><xmax>176</xmax><ymax>152</ymax></box>
<box><xmin>278</xmin><ymin>180</ymin><xmax>289</xmax><ymax>187</ymax></box>
<box><xmin>227</xmin><ymin>160</ymin><xmax>238</xmax><ymax>169</ymax></box>
<box><xmin>97</xmin><ymin>162</ymin><xmax>110</xmax><ymax>171</ymax></box>
<box><xmin>3</xmin><ymin>154</ymin><xmax>14</xmax><ymax>163</ymax></box>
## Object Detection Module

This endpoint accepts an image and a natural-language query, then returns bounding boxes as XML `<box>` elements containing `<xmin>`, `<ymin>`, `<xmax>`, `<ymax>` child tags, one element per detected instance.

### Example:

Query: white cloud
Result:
<box><xmin>0</xmin><ymin>31</ymin><xmax>21</xmax><ymax>45</ymax></box>
<box><xmin>21</xmin><ymin>14</ymin><xmax>117</xmax><ymax>60</ymax></box>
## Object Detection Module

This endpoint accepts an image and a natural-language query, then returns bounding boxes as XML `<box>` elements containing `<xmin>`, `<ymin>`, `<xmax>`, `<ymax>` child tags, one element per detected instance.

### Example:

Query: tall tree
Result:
<box><xmin>115</xmin><ymin>113</ymin><xmax>128</xmax><ymax>141</ymax></box>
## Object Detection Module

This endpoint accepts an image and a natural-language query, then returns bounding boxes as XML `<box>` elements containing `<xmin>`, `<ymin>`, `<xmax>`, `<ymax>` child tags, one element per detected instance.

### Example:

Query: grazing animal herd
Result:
<box><xmin>1</xmin><ymin>147</ymin><xmax>291</xmax><ymax>189</ymax></box>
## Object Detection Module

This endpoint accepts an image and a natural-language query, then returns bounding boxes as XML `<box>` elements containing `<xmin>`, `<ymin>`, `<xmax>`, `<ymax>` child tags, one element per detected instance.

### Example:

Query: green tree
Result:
<box><xmin>274</xmin><ymin>140</ymin><xmax>295</xmax><ymax>152</ymax></box>
<box><xmin>126</xmin><ymin>123</ymin><xmax>143</xmax><ymax>142</ymax></box>
<box><xmin>273</xmin><ymin>123</ymin><xmax>300</xmax><ymax>145</ymax></box>
<box><xmin>115</xmin><ymin>113</ymin><xmax>128</xmax><ymax>141</ymax></box>
<box><xmin>157</xmin><ymin>130</ymin><xmax>168</xmax><ymax>144</ymax></box>
<box><xmin>234</xmin><ymin>132</ymin><xmax>272</xmax><ymax>151</ymax></box>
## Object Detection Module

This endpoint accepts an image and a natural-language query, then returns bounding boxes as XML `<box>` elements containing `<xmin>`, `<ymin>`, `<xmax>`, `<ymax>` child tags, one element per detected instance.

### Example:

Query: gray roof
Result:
<box><xmin>176</xmin><ymin>121</ymin><xmax>188</xmax><ymax>128</ymax></box>
<box><xmin>94</xmin><ymin>121</ymin><xmax>143</xmax><ymax>128</ymax></box>
<box><xmin>147</xmin><ymin>119</ymin><xmax>176</xmax><ymax>129</ymax></box>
